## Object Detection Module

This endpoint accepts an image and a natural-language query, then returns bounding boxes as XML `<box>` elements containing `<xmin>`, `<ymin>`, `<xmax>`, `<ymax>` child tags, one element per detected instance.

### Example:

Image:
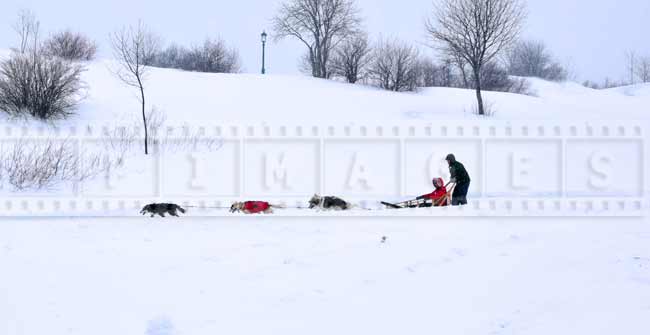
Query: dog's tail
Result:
<box><xmin>176</xmin><ymin>205</ymin><xmax>186</xmax><ymax>214</ymax></box>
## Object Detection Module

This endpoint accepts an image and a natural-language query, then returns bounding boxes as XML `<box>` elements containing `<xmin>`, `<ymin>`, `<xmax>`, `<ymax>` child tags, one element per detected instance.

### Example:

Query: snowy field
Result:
<box><xmin>2</xmin><ymin>216</ymin><xmax>650</xmax><ymax>335</ymax></box>
<box><xmin>1</xmin><ymin>53</ymin><xmax>649</xmax><ymax>335</ymax></box>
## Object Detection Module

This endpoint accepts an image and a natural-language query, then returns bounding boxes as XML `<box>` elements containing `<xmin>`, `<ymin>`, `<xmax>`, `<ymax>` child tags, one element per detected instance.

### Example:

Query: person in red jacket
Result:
<box><xmin>416</xmin><ymin>178</ymin><xmax>449</xmax><ymax>207</ymax></box>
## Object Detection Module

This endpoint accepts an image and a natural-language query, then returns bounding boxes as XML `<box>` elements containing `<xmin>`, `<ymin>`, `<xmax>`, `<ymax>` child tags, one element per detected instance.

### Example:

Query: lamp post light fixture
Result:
<box><xmin>261</xmin><ymin>31</ymin><xmax>268</xmax><ymax>74</ymax></box>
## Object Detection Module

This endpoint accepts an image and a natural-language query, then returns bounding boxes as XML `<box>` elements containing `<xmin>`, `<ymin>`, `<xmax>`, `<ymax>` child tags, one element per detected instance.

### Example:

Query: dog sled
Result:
<box><xmin>141</xmin><ymin>181</ymin><xmax>457</xmax><ymax>217</ymax></box>
<box><xmin>382</xmin><ymin>180</ymin><xmax>455</xmax><ymax>209</ymax></box>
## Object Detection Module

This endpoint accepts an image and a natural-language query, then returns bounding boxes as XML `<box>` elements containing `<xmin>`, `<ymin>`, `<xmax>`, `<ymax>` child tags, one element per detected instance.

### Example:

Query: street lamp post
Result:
<box><xmin>261</xmin><ymin>31</ymin><xmax>267</xmax><ymax>74</ymax></box>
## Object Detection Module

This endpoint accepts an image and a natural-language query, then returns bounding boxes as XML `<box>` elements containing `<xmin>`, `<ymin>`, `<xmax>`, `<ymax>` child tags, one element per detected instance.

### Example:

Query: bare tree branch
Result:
<box><xmin>369</xmin><ymin>38</ymin><xmax>419</xmax><ymax>92</ymax></box>
<box><xmin>426</xmin><ymin>0</ymin><xmax>526</xmax><ymax>115</ymax></box>
<box><xmin>636</xmin><ymin>57</ymin><xmax>650</xmax><ymax>83</ymax></box>
<box><xmin>12</xmin><ymin>9</ymin><xmax>40</xmax><ymax>54</ymax></box>
<box><xmin>110</xmin><ymin>21</ymin><xmax>160</xmax><ymax>155</ymax></box>
<box><xmin>329</xmin><ymin>32</ymin><xmax>372</xmax><ymax>83</ymax></box>
<box><xmin>272</xmin><ymin>0</ymin><xmax>362</xmax><ymax>78</ymax></box>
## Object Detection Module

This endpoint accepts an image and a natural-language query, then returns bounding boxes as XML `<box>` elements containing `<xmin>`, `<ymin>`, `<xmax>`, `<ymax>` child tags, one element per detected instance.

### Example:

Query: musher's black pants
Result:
<box><xmin>452</xmin><ymin>181</ymin><xmax>470</xmax><ymax>206</ymax></box>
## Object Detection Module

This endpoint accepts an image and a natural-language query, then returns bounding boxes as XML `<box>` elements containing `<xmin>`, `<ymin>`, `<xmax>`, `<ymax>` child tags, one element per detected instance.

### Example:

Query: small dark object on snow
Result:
<box><xmin>140</xmin><ymin>203</ymin><xmax>186</xmax><ymax>218</ymax></box>
<box><xmin>381</xmin><ymin>236</ymin><xmax>387</xmax><ymax>243</ymax></box>
<box><xmin>308</xmin><ymin>194</ymin><xmax>352</xmax><ymax>210</ymax></box>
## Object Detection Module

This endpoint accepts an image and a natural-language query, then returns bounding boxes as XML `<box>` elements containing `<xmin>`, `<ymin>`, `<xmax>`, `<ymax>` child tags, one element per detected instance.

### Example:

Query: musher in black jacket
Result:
<box><xmin>446</xmin><ymin>154</ymin><xmax>471</xmax><ymax>206</ymax></box>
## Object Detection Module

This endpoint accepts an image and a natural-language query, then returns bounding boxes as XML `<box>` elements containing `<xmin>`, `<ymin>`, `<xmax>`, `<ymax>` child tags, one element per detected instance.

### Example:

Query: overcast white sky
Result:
<box><xmin>1</xmin><ymin>0</ymin><xmax>648</xmax><ymax>82</ymax></box>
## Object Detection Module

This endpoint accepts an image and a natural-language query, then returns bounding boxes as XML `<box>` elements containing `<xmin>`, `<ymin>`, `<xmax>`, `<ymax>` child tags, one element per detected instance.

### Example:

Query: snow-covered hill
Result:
<box><xmin>3</xmin><ymin>56</ymin><xmax>647</xmax><ymax>125</ymax></box>
<box><xmin>83</xmin><ymin>61</ymin><xmax>649</xmax><ymax>123</ymax></box>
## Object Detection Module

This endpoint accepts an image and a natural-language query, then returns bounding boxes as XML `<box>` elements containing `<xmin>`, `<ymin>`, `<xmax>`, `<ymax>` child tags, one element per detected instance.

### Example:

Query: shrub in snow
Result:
<box><xmin>0</xmin><ymin>51</ymin><xmax>85</xmax><ymax>120</ymax></box>
<box><xmin>1</xmin><ymin>139</ymin><xmax>77</xmax><ymax>190</ymax></box>
<box><xmin>506</xmin><ymin>40</ymin><xmax>567</xmax><ymax>82</ymax></box>
<box><xmin>476</xmin><ymin>62</ymin><xmax>531</xmax><ymax>95</ymax></box>
<box><xmin>43</xmin><ymin>30</ymin><xmax>98</xmax><ymax>61</ymax></box>
<box><xmin>150</xmin><ymin>38</ymin><xmax>241</xmax><ymax>74</ymax></box>
<box><xmin>414</xmin><ymin>58</ymin><xmax>530</xmax><ymax>95</ymax></box>
<box><xmin>0</xmin><ymin>139</ymin><xmax>111</xmax><ymax>191</ymax></box>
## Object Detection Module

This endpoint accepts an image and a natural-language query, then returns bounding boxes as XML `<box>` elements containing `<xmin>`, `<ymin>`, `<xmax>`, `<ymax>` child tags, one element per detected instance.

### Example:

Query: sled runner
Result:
<box><xmin>381</xmin><ymin>198</ymin><xmax>438</xmax><ymax>209</ymax></box>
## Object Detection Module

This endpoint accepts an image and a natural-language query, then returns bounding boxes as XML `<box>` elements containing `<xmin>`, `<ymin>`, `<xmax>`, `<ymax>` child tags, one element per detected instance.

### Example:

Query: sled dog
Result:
<box><xmin>230</xmin><ymin>201</ymin><xmax>285</xmax><ymax>214</ymax></box>
<box><xmin>140</xmin><ymin>203</ymin><xmax>186</xmax><ymax>217</ymax></box>
<box><xmin>308</xmin><ymin>194</ymin><xmax>352</xmax><ymax>210</ymax></box>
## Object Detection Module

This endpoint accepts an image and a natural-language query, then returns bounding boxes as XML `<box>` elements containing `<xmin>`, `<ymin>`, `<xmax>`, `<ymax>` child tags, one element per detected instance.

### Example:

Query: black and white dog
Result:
<box><xmin>308</xmin><ymin>194</ymin><xmax>353</xmax><ymax>210</ymax></box>
<box><xmin>140</xmin><ymin>203</ymin><xmax>186</xmax><ymax>218</ymax></box>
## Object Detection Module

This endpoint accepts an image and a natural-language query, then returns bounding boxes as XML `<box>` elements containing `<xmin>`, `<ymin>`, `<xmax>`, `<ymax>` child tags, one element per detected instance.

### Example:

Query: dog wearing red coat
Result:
<box><xmin>230</xmin><ymin>201</ymin><xmax>285</xmax><ymax>214</ymax></box>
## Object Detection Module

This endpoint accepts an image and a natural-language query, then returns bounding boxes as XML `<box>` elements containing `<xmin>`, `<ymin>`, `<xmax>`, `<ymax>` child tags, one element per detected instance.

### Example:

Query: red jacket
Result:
<box><xmin>421</xmin><ymin>188</ymin><xmax>448</xmax><ymax>206</ymax></box>
<box><xmin>420</xmin><ymin>178</ymin><xmax>449</xmax><ymax>206</ymax></box>
<box><xmin>243</xmin><ymin>201</ymin><xmax>270</xmax><ymax>213</ymax></box>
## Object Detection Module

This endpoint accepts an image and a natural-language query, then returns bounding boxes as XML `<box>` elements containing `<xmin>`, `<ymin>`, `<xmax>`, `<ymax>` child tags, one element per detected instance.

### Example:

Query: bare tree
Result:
<box><xmin>369</xmin><ymin>38</ymin><xmax>419</xmax><ymax>92</ymax></box>
<box><xmin>625</xmin><ymin>51</ymin><xmax>636</xmax><ymax>85</ymax></box>
<box><xmin>110</xmin><ymin>21</ymin><xmax>160</xmax><ymax>155</ymax></box>
<box><xmin>506</xmin><ymin>40</ymin><xmax>567</xmax><ymax>81</ymax></box>
<box><xmin>329</xmin><ymin>33</ymin><xmax>372</xmax><ymax>83</ymax></box>
<box><xmin>12</xmin><ymin>9</ymin><xmax>40</xmax><ymax>54</ymax></box>
<box><xmin>439</xmin><ymin>58</ymin><xmax>456</xmax><ymax>87</ymax></box>
<box><xmin>426</xmin><ymin>0</ymin><xmax>526</xmax><ymax>115</ymax></box>
<box><xmin>636</xmin><ymin>57</ymin><xmax>650</xmax><ymax>83</ymax></box>
<box><xmin>445</xmin><ymin>50</ymin><xmax>469</xmax><ymax>88</ymax></box>
<box><xmin>272</xmin><ymin>0</ymin><xmax>362</xmax><ymax>78</ymax></box>
<box><xmin>414</xmin><ymin>57</ymin><xmax>441</xmax><ymax>87</ymax></box>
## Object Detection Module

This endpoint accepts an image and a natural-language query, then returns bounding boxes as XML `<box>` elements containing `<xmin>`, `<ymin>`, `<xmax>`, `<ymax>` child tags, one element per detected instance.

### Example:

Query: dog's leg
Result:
<box><xmin>158</xmin><ymin>212</ymin><xmax>166</xmax><ymax>218</ymax></box>
<box><xmin>170</xmin><ymin>210</ymin><xmax>179</xmax><ymax>217</ymax></box>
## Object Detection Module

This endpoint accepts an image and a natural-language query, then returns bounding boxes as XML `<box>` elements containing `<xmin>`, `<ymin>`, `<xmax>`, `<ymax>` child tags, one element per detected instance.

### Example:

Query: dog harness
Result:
<box><xmin>243</xmin><ymin>201</ymin><xmax>271</xmax><ymax>214</ymax></box>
